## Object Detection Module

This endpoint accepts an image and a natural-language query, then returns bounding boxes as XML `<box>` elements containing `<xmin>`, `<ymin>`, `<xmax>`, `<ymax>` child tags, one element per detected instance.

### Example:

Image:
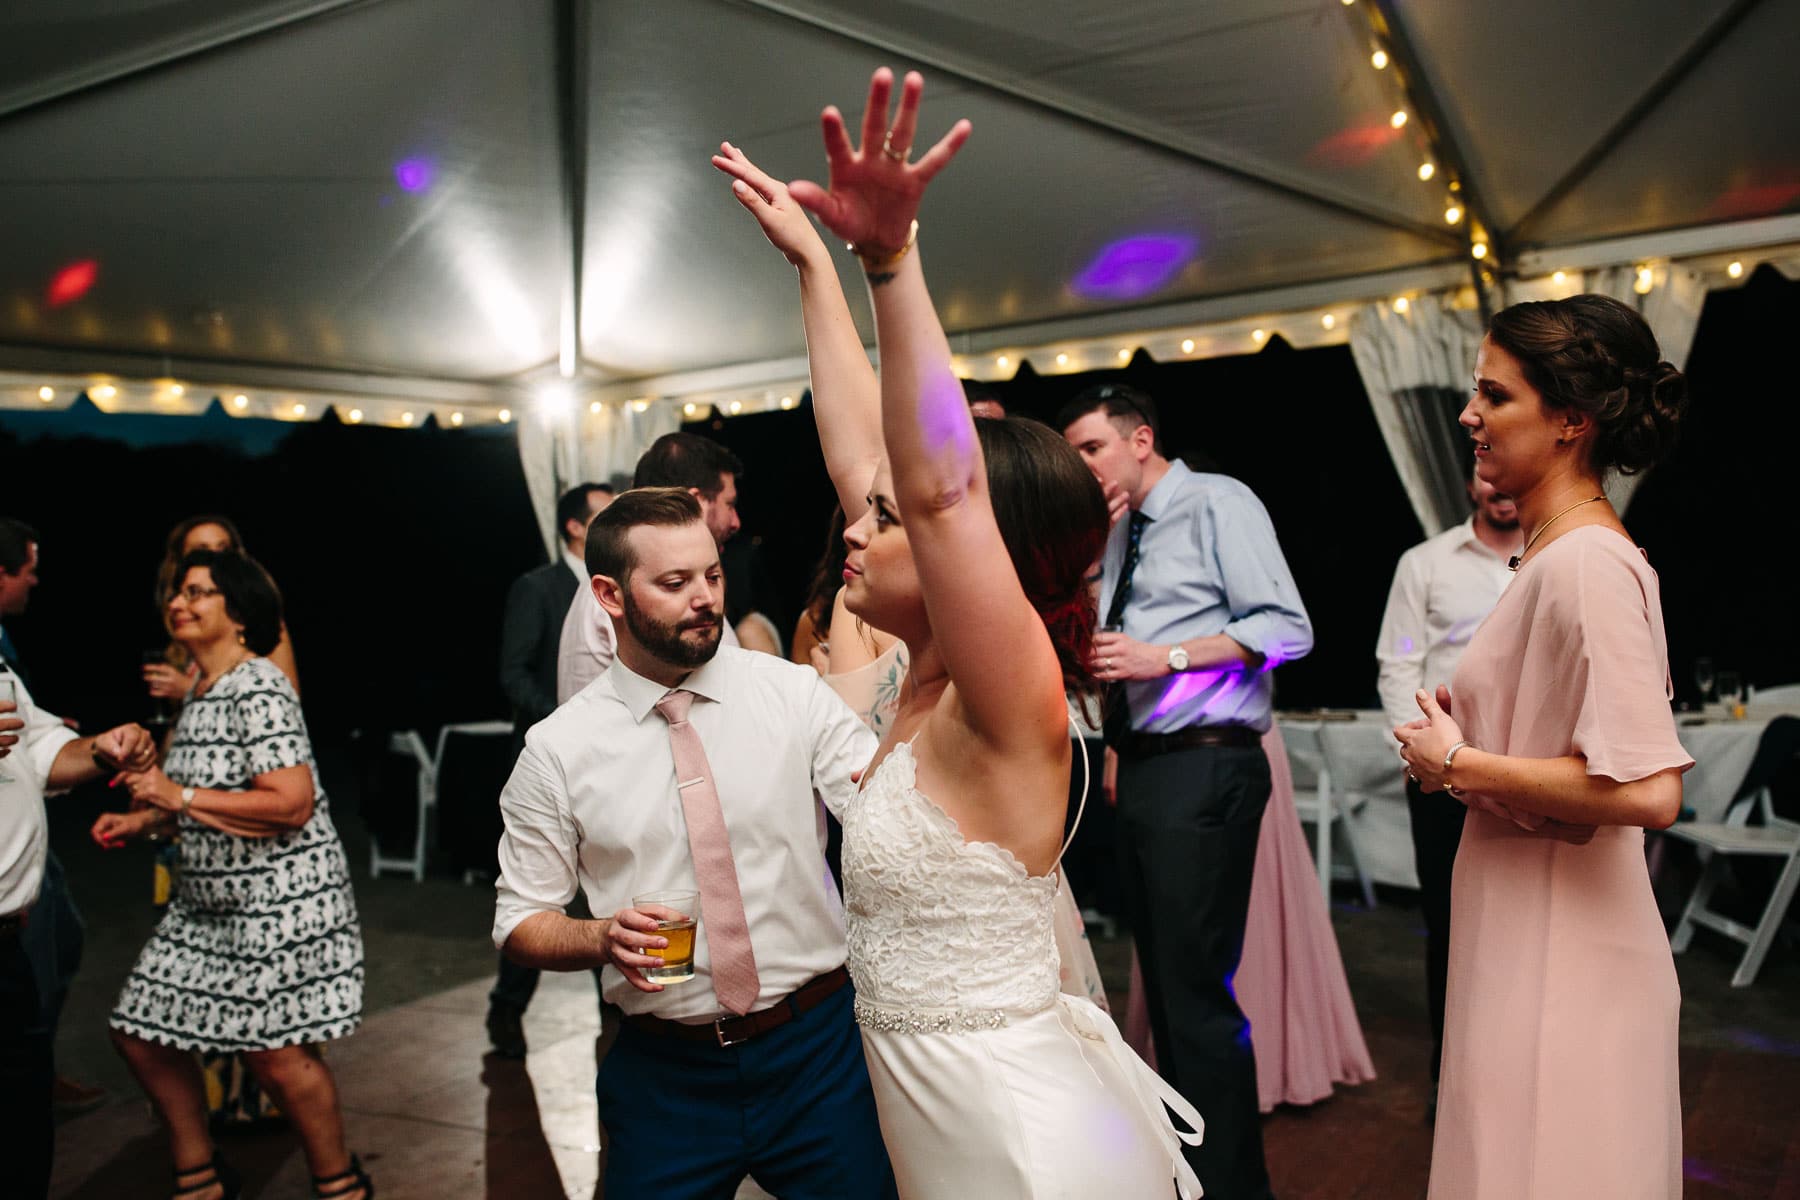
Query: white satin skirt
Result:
<box><xmin>857</xmin><ymin>995</ymin><xmax>1203</xmax><ymax>1199</ymax></box>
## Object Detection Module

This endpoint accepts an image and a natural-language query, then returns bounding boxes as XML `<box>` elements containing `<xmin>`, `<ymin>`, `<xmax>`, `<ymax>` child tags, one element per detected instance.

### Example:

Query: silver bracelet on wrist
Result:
<box><xmin>1443</xmin><ymin>740</ymin><xmax>1470</xmax><ymax>796</ymax></box>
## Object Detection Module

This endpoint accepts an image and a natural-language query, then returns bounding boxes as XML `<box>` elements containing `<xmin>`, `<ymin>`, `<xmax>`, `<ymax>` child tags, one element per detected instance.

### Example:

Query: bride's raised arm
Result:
<box><xmin>712</xmin><ymin>142</ymin><xmax>882</xmax><ymax>521</ymax></box>
<box><xmin>790</xmin><ymin>69</ymin><xmax>1068</xmax><ymax>749</ymax></box>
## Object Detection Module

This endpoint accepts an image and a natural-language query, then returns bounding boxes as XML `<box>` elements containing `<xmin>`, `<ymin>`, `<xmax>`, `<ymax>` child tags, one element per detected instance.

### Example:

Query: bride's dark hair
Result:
<box><xmin>975</xmin><ymin>417</ymin><xmax>1110</xmax><ymax>694</ymax></box>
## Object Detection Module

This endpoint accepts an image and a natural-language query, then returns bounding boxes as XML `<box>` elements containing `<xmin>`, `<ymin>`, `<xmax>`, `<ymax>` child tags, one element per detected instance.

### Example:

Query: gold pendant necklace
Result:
<box><xmin>1509</xmin><ymin>495</ymin><xmax>1606</xmax><ymax>571</ymax></box>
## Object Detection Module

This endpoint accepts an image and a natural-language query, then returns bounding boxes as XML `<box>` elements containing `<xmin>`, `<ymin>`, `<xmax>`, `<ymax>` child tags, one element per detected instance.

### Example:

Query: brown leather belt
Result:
<box><xmin>623</xmin><ymin>965</ymin><xmax>850</xmax><ymax>1049</ymax></box>
<box><xmin>1116</xmin><ymin>724</ymin><xmax>1261</xmax><ymax>758</ymax></box>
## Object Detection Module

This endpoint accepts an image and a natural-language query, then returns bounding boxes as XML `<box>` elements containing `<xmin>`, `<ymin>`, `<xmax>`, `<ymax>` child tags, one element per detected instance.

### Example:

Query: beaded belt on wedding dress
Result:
<box><xmin>852</xmin><ymin>995</ymin><xmax>1030</xmax><ymax>1034</ymax></box>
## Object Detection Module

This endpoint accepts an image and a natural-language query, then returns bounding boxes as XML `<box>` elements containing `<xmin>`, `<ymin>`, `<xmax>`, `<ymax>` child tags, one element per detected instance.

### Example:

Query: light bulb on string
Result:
<box><xmin>1471</xmin><ymin>241</ymin><xmax>1488</xmax><ymax>260</ymax></box>
<box><xmin>232</xmin><ymin>394</ymin><xmax>249</xmax><ymax>410</ymax></box>
<box><xmin>498</xmin><ymin>408</ymin><xmax>513</xmax><ymax>423</ymax></box>
<box><xmin>1727</xmin><ymin>260</ymin><xmax>1744</xmax><ymax>279</ymax></box>
<box><xmin>37</xmin><ymin>386</ymin><xmax>54</xmax><ymax>402</ymax></box>
<box><xmin>347</xmin><ymin>409</ymin><xmax>364</xmax><ymax>424</ymax></box>
<box><xmin>1321</xmin><ymin>313</ymin><xmax>1337</xmax><ymax>330</ymax></box>
<box><xmin>1552</xmin><ymin>271</ymin><xmax>1567</xmax><ymax>285</ymax></box>
<box><xmin>1390</xmin><ymin>110</ymin><xmax>1408</xmax><ymax>129</ymax></box>
<box><xmin>450</xmin><ymin>411</ymin><xmax>464</xmax><ymax>427</ymax></box>
<box><xmin>1393</xmin><ymin>296</ymin><xmax>1411</xmax><ymax>314</ymax></box>
<box><xmin>1444</xmin><ymin>204</ymin><xmax>1463</xmax><ymax>225</ymax></box>
<box><xmin>401</xmin><ymin>411</ymin><xmax>415</xmax><ymax>426</ymax></box>
<box><xmin>1370</xmin><ymin>49</ymin><xmax>1389</xmax><ymax>70</ymax></box>
<box><xmin>1180</xmin><ymin>339</ymin><xmax>1195</xmax><ymax>354</ymax></box>
<box><xmin>1634</xmin><ymin>266</ymin><xmax>1654</xmax><ymax>295</ymax></box>
<box><xmin>1056</xmin><ymin>353</ymin><xmax>1069</xmax><ymax>366</ymax></box>
<box><xmin>1418</xmin><ymin>162</ymin><xmax>1435</xmax><ymax>181</ymax></box>
<box><xmin>1251</xmin><ymin>329</ymin><xmax>1267</xmax><ymax>345</ymax></box>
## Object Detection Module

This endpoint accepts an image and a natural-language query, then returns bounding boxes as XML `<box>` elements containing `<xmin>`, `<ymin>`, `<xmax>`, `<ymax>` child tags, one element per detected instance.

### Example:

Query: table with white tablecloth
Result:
<box><xmin>1276</xmin><ymin>705</ymin><xmax>1796</xmax><ymax>890</ymax></box>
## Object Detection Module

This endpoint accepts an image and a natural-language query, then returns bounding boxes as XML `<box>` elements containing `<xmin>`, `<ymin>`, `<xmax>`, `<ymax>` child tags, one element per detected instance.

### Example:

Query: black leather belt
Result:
<box><xmin>1116</xmin><ymin>724</ymin><xmax>1261</xmax><ymax>758</ymax></box>
<box><xmin>623</xmin><ymin>964</ymin><xmax>850</xmax><ymax>1048</ymax></box>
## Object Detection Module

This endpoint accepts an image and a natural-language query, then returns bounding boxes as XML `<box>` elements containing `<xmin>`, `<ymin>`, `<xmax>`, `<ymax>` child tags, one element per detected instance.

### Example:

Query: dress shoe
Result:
<box><xmin>486</xmin><ymin>1004</ymin><xmax>527</xmax><ymax>1059</ymax></box>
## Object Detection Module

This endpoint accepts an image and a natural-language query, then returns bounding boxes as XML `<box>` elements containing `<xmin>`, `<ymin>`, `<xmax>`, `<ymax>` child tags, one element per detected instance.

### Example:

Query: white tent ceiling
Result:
<box><xmin>2</xmin><ymin>0</ymin><xmax>1797</xmax><ymax>422</ymax></box>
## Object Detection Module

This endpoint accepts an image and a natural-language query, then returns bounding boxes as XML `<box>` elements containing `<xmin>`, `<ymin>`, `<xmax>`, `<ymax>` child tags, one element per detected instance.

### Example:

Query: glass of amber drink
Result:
<box><xmin>633</xmin><ymin>890</ymin><xmax>699</xmax><ymax>983</ymax></box>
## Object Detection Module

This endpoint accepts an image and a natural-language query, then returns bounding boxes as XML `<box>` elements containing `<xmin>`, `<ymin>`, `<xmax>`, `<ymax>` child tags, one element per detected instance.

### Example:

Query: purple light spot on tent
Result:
<box><xmin>1725</xmin><ymin>1027</ymin><xmax>1800</xmax><ymax>1055</ymax></box>
<box><xmin>394</xmin><ymin>158</ymin><xmax>434</xmax><ymax>193</ymax></box>
<box><xmin>1073</xmin><ymin>235</ymin><xmax>1197</xmax><ymax>301</ymax></box>
<box><xmin>1397</xmin><ymin>635</ymin><xmax>1415</xmax><ymax>654</ymax></box>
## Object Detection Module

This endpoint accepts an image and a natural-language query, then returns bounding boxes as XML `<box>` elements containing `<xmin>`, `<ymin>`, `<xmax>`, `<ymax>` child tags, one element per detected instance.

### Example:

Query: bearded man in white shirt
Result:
<box><xmin>1374</xmin><ymin>461</ymin><xmax>1521</xmax><ymax>1109</ymax></box>
<box><xmin>495</xmin><ymin>487</ymin><xmax>894</xmax><ymax>1199</ymax></box>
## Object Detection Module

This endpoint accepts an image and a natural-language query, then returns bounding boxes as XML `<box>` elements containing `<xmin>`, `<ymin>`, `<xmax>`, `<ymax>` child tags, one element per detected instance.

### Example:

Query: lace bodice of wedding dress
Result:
<box><xmin>839</xmin><ymin>739</ymin><xmax>1061</xmax><ymax>1014</ymax></box>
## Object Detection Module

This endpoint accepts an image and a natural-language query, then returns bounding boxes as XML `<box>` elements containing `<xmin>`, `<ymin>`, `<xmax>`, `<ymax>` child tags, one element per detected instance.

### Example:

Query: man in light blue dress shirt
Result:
<box><xmin>1062</xmin><ymin>384</ymin><xmax>1312</xmax><ymax>1200</ymax></box>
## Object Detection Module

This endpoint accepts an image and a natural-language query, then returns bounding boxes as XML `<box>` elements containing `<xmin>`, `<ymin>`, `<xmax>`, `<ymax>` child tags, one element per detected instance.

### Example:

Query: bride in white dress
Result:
<box><xmin>713</xmin><ymin>69</ymin><xmax>1202</xmax><ymax>1198</ymax></box>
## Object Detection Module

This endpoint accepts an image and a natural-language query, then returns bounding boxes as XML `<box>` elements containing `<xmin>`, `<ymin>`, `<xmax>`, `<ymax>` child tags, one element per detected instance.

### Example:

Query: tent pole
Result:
<box><xmin>0</xmin><ymin>0</ymin><xmax>385</xmax><ymax>123</ymax></box>
<box><xmin>1505</xmin><ymin>0</ymin><xmax>1769</xmax><ymax>246</ymax></box>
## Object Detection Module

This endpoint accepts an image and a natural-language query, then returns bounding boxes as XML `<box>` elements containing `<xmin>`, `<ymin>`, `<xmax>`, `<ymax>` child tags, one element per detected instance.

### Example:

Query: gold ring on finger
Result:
<box><xmin>881</xmin><ymin>132</ymin><xmax>909</xmax><ymax>161</ymax></box>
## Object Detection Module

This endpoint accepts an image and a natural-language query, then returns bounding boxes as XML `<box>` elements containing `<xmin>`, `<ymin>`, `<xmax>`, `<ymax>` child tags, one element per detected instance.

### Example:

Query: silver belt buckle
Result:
<box><xmin>714</xmin><ymin>1016</ymin><xmax>748</xmax><ymax>1048</ymax></box>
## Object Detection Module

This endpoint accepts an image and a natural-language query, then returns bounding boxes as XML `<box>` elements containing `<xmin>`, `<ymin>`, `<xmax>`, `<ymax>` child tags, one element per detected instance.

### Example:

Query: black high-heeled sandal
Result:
<box><xmin>313</xmin><ymin>1153</ymin><xmax>375</xmax><ymax>1199</ymax></box>
<box><xmin>172</xmin><ymin>1154</ymin><xmax>241</xmax><ymax>1200</ymax></box>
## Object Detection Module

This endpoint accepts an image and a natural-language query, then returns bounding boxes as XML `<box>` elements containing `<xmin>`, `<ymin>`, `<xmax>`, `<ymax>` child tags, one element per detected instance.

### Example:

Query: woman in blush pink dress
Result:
<box><xmin>1397</xmin><ymin>294</ymin><xmax>1691</xmax><ymax>1199</ymax></box>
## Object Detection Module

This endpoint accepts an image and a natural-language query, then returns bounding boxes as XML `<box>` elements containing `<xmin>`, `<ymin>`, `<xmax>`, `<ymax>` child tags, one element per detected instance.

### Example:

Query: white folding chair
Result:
<box><xmin>1664</xmin><ymin>791</ymin><xmax>1800</xmax><ymax>987</ymax></box>
<box><xmin>370</xmin><ymin>730</ymin><xmax>434</xmax><ymax>882</ymax></box>
<box><xmin>368</xmin><ymin>720</ymin><xmax>514</xmax><ymax>882</ymax></box>
<box><xmin>1283</xmin><ymin>722</ymin><xmax>1378</xmax><ymax>908</ymax></box>
<box><xmin>1663</xmin><ymin>715</ymin><xmax>1800</xmax><ymax>986</ymax></box>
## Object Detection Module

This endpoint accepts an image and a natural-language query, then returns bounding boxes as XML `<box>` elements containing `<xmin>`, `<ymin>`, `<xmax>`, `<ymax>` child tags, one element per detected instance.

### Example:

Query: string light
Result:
<box><xmin>1370</xmin><ymin>49</ymin><xmax>1389</xmax><ymax>70</ymax></box>
<box><xmin>1634</xmin><ymin>266</ymin><xmax>1654</xmax><ymax>295</ymax></box>
<box><xmin>450</xmin><ymin>411</ymin><xmax>464</xmax><ymax>427</ymax></box>
<box><xmin>168</xmin><ymin>383</ymin><xmax>184</xmax><ymax>397</ymax></box>
<box><xmin>728</xmin><ymin>399</ymin><xmax>743</xmax><ymax>414</ymax></box>
<box><xmin>589</xmin><ymin>400</ymin><xmax>602</xmax><ymax>414</ymax></box>
<box><xmin>1727</xmin><ymin>260</ymin><xmax>1744</xmax><ymax>279</ymax></box>
<box><xmin>232</xmin><ymin>394</ymin><xmax>248</xmax><ymax>409</ymax></box>
<box><xmin>1552</xmin><ymin>270</ymin><xmax>1567</xmax><ymax>285</ymax></box>
<box><xmin>1056</xmin><ymin>353</ymin><xmax>1069</xmax><ymax>366</ymax></box>
<box><xmin>91</xmin><ymin>384</ymin><xmax>117</xmax><ymax>401</ymax></box>
<box><xmin>1444</xmin><ymin>204</ymin><xmax>1463</xmax><ymax>225</ymax></box>
<box><xmin>292</xmin><ymin>403</ymin><xmax>306</xmax><ymax>418</ymax></box>
<box><xmin>1390</xmin><ymin>110</ymin><xmax>1408</xmax><ymax>129</ymax></box>
<box><xmin>779</xmin><ymin>395</ymin><xmax>797</xmax><ymax>410</ymax></box>
<box><xmin>632</xmin><ymin>399</ymin><xmax>651</xmax><ymax>413</ymax></box>
<box><xmin>1471</xmin><ymin>242</ymin><xmax>1488</xmax><ymax>260</ymax></box>
<box><xmin>498</xmin><ymin>408</ymin><xmax>512</xmax><ymax>423</ymax></box>
<box><xmin>347</xmin><ymin>409</ymin><xmax>364</xmax><ymax>424</ymax></box>
<box><xmin>1180</xmin><ymin>339</ymin><xmax>1195</xmax><ymax>354</ymax></box>
<box><xmin>1418</xmin><ymin>162</ymin><xmax>1435</xmax><ymax>181</ymax></box>
<box><xmin>37</xmin><ymin>386</ymin><xmax>53</xmax><ymax>402</ymax></box>
<box><xmin>1321</xmin><ymin>313</ymin><xmax>1337</xmax><ymax>330</ymax></box>
<box><xmin>1251</xmin><ymin>329</ymin><xmax>1267</xmax><ymax>345</ymax></box>
<box><xmin>1393</xmin><ymin>296</ymin><xmax>1411</xmax><ymax>314</ymax></box>
<box><xmin>400</xmin><ymin>411</ymin><xmax>415</xmax><ymax>426</ymax></box>
<box><xmin>996</xmin><ymin>355</ymin><xmax>1010</xmax><ymax>369</ymax></box>
<box><xmin>1117</xmin><ymin>348</ymin><xmax>1131</xmax><ymax>363</ymax></box>
<box><xmin>683</xmin><ymin>402</ymin><xmax>697</xmax><ymax>417</ymax></box>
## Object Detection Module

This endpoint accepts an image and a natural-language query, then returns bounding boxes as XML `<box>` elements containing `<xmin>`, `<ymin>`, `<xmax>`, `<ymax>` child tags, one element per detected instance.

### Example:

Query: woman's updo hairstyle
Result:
<box><xmin>974</xmin><ymin>417</ymin><xmax>1111</xmax><ymax>694</ymax></box>
<box><xmin>1485</xmin><ymin>294</ymin><xmax>1686</xmax><ymax>475</ymax></box>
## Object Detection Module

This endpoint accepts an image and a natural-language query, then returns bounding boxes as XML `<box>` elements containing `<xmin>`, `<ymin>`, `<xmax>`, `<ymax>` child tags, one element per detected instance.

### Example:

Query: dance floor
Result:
<box><xmin>43</xmin><ymin>768</ymin><xmax>1800</xmax><ymax>1199</ymax></box>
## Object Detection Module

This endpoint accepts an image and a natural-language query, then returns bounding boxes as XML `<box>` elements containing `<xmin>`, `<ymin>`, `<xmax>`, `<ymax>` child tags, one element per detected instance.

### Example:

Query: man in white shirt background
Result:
<box><xmin>486</xmin><ymin>482</ymin><xmax>613</xmax><ymax>1059</ymax></box>
<box><xmin>1375</xmin><ymin>460</ymin><xmax>1520</xmax><ymax>1111</ymax></box>
<box><xmin>556</xmin><ymin>434</ymin><xmax>746</xmax><ymax>705</ymax></box>
<box><xmin>496</xmin><ymin>488</ymin><xmax>893</xmax><ymax>1198</ymax></box>
<box><xmin>2</xmin><ymin>664</ymin><xmax>158</xmax><ymax>1198</ymax></box>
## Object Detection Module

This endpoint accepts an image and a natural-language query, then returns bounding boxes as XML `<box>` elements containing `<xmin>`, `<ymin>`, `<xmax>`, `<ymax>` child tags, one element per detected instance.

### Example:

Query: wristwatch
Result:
<box><xmin>180</xmin><ymin>786</ymin><xmax>196</xmax><ymax>814</ymax></box>
<box><xmin>1166</xmin><ymin>645</ymin><xmax>1189</xmax><ymax>673</ymax></box>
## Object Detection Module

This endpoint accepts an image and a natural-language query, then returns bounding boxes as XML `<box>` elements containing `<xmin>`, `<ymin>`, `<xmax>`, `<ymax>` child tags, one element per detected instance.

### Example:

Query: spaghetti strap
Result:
<box><xmin>1057</xmin><ymin>716</ymin><xmax>1090</xmax><ymax>867</ymax></box>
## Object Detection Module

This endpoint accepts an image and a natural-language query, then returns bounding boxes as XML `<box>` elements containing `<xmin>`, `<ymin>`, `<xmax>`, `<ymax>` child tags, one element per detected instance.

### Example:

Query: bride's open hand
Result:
<box><xmin>788</xmin><ymin>67</ymin><xmax>971</xmax><ymax>253</ymax></box>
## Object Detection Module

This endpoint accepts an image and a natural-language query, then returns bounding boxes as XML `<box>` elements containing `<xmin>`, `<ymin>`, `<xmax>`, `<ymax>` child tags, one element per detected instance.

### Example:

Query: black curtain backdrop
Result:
<box><xmin>2</xmin><ymin>266</ymin><xmax>1793</xmax><ymax>753</ymax></box>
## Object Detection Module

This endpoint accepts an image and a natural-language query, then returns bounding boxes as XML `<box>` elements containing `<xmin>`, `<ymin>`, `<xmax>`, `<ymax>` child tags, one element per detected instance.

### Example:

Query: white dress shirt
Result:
<box><xmin>0</xmin><ymin>671</ymin><xmax>79</xmax><ymax>916</ymax></box>
<box><xmin>556</xmin><ymin>581</ymin><xmax>739</xmax><ymax>705</ymax></box>
<box><xmin>495</xmin><ymin>646</ymin><xmax>875</xmax><ymax>1020</ymax></box>
<box><xmin>1375</xmin><ymin>516</ymin><xmax>1515</xmax><ymax>731</ymax></box>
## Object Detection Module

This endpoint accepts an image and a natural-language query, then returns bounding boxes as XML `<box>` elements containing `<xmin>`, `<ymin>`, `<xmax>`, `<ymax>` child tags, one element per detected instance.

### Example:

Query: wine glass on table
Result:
<box><xmin>1716</xmin><ymin>670</ymin><xmax>1744</xmax><ymax>719</ymax></box>
<box><xmin>1692</xmin><ymin>656</ymin><xmax>1715</xmax><ymax>708</ymax></box>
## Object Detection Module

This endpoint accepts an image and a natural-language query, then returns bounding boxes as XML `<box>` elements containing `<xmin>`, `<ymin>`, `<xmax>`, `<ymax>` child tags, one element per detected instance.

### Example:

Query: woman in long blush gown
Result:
<box><xmin>714</xmin><ymin>69</ymin><xmax>1201</xmax><ymax>1198</ymax></box>
<box><xmin>1397</xmin><ymin>294</ymin><xmax>1691</xmax><ymax>1200</ymax></box>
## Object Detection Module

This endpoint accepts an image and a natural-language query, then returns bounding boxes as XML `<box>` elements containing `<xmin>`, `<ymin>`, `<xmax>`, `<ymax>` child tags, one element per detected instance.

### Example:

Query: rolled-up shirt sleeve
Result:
<box><xmin>1209</xmin><ymin>485</ymin><xmax>1314</xmax><ymax>667</ymax></box>
<box><xmin>18</xmin><ymin>687</ymin><xmax>80</xmax><ymax>795</ymax></box>
<box><xmin>1375</xmin><ymin>549</ymin><xmax>1430</xmax><ymax>730</ymax></box>
<box><xmin>806</xmin><ymin>674</ymin><xmax>879</xmax><ymax>818</ymax></box>
<box><xmin>493</xmin><ymin>738</ymin><xmax>582</xmax><ymax>949</ymax></box>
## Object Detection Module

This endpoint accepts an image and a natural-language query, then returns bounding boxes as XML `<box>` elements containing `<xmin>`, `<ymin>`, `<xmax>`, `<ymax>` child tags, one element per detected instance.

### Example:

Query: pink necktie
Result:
<box><xmin>653</xmin><ymin>689</ymin><xmax>761</xmax><ymax>1015</ymax></box>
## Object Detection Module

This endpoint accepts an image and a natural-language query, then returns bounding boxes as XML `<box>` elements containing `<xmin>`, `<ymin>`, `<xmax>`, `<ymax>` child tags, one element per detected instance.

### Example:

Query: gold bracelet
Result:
<box><xmin>849</xmin><ymin>219</ymin><xmax>919</xmax><ymax>273</ymax></box>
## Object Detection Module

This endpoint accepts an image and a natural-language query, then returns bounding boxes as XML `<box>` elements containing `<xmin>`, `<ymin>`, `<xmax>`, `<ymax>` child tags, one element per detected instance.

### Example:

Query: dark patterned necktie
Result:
<box><xmin>1102</xmin><ymin>511</ymin><xmax>1150</xmax><ymax>745</ymax></box>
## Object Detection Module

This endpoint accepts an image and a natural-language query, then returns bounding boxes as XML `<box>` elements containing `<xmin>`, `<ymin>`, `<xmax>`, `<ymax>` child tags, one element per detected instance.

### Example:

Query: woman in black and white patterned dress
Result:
<box><xmin>98</xmin><ymin>550</ymin><xmax>370</xmax><ymax>1200</ymax></box>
